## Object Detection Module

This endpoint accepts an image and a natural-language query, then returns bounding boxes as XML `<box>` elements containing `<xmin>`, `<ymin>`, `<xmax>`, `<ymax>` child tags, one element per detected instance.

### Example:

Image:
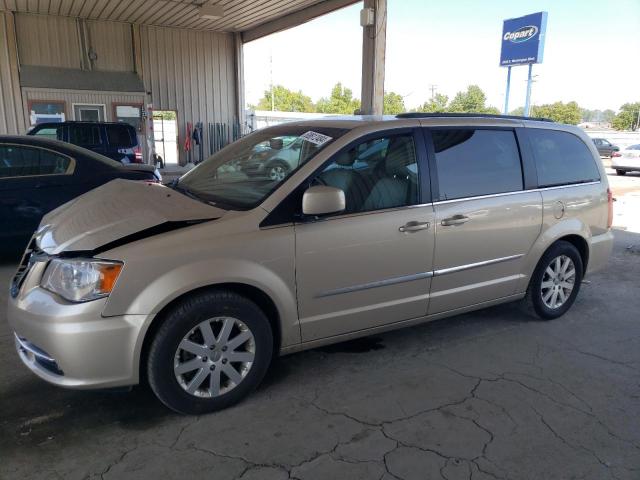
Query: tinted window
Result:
<box><xmin>70</xmin><ymin>125</ymin><xmax>101</xmax><ymax>146</ymax></box>
<box><xmin>106</xmin><ymin>125</ymin><xmax>134</xmax><ymax>147</ymax></box>
<box><xmin>315</xmin><ymin>134</ymin><xmax>419</xmax><ymax>214</ymax></box>
<box><xmin>0</xmin><ymin>145</ymin><xmax>72</xmax><ymax>178</ymax></box>
<box><xmin>432</xmin><ymin>129</ymin><xmax>523</xmax><ymax>200</ymax></box>
<box><xmin>528</xmin><ymin>129</ymin><xmax>600</xmax><ymax>187</ymax></box>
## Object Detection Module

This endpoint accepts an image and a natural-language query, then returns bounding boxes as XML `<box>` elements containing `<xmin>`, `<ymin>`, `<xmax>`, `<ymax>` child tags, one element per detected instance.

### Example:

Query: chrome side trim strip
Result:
<box><xmin>434</xmin><ymin>254</ymin><xmax>524</xmax><ymax>276</ymax></box>
<box><xmin>433</xmin><ymin>181</ymin><xmax>601</xmax><ymax>205</ymax></box>
<box><xmin>316</xmin><ymin>271</ymin><xmax>434</xmax><ymax>298</ymax></box>
<box><xmin>316</xmin><ymin>254</ymin><xmax>524</xmax><ymax>298</ymax></box>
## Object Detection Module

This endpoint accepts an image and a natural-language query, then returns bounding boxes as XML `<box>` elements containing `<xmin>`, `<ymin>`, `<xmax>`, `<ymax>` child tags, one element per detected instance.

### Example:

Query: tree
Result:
<box><xmin>316</xmin><ymin>83</ymin><xmax>361</xmax><ymax>114</ymax></box>
<box><xmin>414</xmin><ymin>93</ymin><xmax>449</xmax><ymax>113</ymax></box>
<box><xmin>383</xmin><ymin>91</ymin><xmax>406</xmax><ymax>115</ymax></box>
<box><xmin>531</xmin><ymin>101</ymin><xmax>581</xmax><ymax>124</ymax></box>
<box><xmin>255</xmin><ymin>85</ymin><xmax>315</xmax><ymax>112</ymax></box>
<box><xmin>602</xmin><ymin>109</ymin><xmax>616</xmax><ymax>124</ymax></box>
<box><xmin>612</xmin><ymin>102</ymin><xmax>640</xmax><ymax>131</ymax></box>
<box><xmin>581</xmin><ymin>108</ymin><xmax>616</xmax><ymax>124</ymax></box>
<box><xmin>448</xmin><ymin>85</ymin><xmax>491</xmax><ymax>113</ymax></box>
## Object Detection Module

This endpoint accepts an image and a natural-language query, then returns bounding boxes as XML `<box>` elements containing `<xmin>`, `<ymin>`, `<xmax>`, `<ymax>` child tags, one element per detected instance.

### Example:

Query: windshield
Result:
<box><xmin>176</xmin><ymin>126</ymin><xmax>347</xmax><ymax>209</ymax></box>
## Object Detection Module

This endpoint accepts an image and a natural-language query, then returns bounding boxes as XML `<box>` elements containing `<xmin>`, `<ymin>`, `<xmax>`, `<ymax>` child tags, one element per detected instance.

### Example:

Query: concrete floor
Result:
<box><xmin>1</xmin><ymin>172</ymin><xmax>639</xmax><ymax>480</ymax></box>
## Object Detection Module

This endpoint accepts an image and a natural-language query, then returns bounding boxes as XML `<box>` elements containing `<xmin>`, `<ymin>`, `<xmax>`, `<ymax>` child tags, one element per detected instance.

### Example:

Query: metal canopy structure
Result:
<box><xmin>0</xmin><ymin>0</ymin><xmax>388</xmax><ymax>142</ymax></box>
<box><xmin>0</xmin><ymin>0</ymin><xmax>359</xmax><ymax>33</ymax></box>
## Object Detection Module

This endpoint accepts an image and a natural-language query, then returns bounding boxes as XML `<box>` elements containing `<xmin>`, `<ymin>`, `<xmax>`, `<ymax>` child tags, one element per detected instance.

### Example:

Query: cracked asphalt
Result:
<box><xmin>1</xmin><ymin>173</ymin><xmax>639</xmax><ymax>480</ymax></box>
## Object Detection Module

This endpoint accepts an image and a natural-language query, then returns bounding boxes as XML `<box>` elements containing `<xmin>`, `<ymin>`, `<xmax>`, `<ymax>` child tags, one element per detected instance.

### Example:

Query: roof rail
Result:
<box><xmin>395</xmin><ymin>112</ymin><xmax>554</xmax><ymax>122</ymax></box>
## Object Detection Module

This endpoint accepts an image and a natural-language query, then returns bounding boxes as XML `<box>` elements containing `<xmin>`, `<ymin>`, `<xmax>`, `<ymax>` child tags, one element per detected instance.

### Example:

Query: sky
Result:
<box><xmin>243</xmin><ymin>0</ymin><xmax>640</xmax><ymax>112</ymax></box>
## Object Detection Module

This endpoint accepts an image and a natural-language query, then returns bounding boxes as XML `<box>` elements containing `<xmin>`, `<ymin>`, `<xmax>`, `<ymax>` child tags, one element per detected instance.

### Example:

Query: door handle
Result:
<box><xmin>399</xmin><ymin>221</ymin><xmax>431</xmax><ymax>233</ymax></box>
<box><xmin>441</xmin><ymin>214</ymin><xmax>469</xmax><ymax>226</ymax></box>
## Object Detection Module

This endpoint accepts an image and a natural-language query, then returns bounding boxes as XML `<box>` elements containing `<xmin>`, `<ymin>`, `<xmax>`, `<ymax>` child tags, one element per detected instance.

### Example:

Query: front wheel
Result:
<box><xmin>525</xmin><ymin>241</ymin><xmax>584</xmax><ymax>320</ymax></box>
<box><xmin>147</xmin><ymin>290</ymin><xmax>273</xmax><ymax>414</ymax></box>
<box><xmin>266</xmin><ymin>161</ymin><xmax>290</xmax><ymax>181</ymax></box>
<box><xmin>616</xmin><ymin>169</ymin><xmax>626</xmax><ymax>176</ymax></box>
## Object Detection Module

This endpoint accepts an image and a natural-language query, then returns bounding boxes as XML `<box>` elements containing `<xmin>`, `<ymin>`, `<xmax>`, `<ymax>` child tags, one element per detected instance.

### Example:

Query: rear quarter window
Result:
<box><xmin>528</xmin><ymin>129</ymin><xmax>600</xmax><ymax>187</ymax></box>
<box><xmin>106</xmin><ymin>125</ymin><xmax>135</xmax><ymax>148</ymax></box>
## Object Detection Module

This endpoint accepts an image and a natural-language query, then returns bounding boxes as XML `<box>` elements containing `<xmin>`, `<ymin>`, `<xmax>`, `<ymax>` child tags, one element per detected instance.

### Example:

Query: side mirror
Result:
<box><xmin>269</xmin><ymin>138</ymin><xmax>284</xmax><ymax>150</ymax></box>
<box><xmin>302</xmin><ymin>185</ymin><xmax>345</xmax><ymax>216</ymax></box>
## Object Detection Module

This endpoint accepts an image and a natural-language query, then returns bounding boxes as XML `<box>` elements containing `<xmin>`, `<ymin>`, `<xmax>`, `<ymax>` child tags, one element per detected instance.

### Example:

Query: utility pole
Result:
<box><xmin>269</xmin><ymin>54</ymin><xmax>274</xmax><ymax>111</ymax></box>
<box><xmin>429</xmin><ymin>84</ymin><xmax>438</xmax><ymax>100</ymax></box>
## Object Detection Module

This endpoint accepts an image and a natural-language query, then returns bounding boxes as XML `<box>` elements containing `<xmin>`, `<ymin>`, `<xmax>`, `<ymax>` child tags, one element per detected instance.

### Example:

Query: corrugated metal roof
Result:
<box><xmin>0</xmin><ymin>0</ymin><xmax>345</xmax><ymax>32</ymax></box>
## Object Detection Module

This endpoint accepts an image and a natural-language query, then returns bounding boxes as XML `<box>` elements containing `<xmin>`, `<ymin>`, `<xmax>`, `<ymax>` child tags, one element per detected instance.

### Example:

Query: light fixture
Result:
<box><xmin>199</xmin><ymin>2</ymin><xmax>224</xmax><ymax>20</ymax></box>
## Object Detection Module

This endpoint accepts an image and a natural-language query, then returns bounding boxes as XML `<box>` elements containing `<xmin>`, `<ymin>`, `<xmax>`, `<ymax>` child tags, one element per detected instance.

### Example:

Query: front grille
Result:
<box><xmin>10</xmin><ymin>238</ymin><xmax>36</xmax><ymax>298</ymax></box>
<box><xmin>10</xmin><ymin>237</ymin><xmax>49</xmax><ymax>298</ymax></box>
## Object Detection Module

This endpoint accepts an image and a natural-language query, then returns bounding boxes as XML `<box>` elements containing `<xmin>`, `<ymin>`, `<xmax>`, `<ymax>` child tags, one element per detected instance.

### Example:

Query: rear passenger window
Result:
<box><xmin>528</xmin><ymin>130</ymin><xmax>600</xmax><ymax>187</ymax></box>
<box><xmin>0</xmin><ymin>146</ymin><xmax>72</xmax><ymax>178</ymax></box>
<box><xmin>432</xmin><ymin>129</ymin><xmax>523</xmax><ymax>200</ymax></box>
<box><xmin>70</xmin><ymin>125</ymin><xmax>101</xmax><ymax>146</ymax></box>
<box><xmin>106</xmin><ymin>125</ymin><xmax>134</xmax><ymax>147</ymax></box>
<box><xmin>315</xmin><ymin>135</ymin><xmax>419</xmax><ymax>214</ymax></box>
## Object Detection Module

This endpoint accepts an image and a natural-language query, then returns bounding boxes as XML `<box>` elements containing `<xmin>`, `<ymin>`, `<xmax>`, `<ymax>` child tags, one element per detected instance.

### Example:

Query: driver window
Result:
<box><xmin>315</xmin><ymin>134</ymin><xmax>419</xmax><ymax>214</ymax></box>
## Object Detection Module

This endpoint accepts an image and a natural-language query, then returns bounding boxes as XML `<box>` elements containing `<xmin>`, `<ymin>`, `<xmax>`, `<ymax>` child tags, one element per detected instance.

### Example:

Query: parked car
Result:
<box><xmin>611</xmin><ymin>144</ymin><xmax>640</xmax><ymax>175</ymax></box>
<box><xmin>28</xmin><ymin>121</ymin><xmax>144</xmax><ymax>164</ymax></box>
<box><xmin>241</xmin><ymin>135</ymin><xmax>303</xmax><ymax>180</ymax></box>
<box><xmin>0</xmin><ymin>135</ymin><xmax>160</xmax><ymax>252</ymax></box>
<box><xmin>592</xmin><ymin>137</ymin><xmax>619</xmax><ymax>157</ymax></box>
<box><xmin>9</xmin><ymin>114</ymin><xmax>613</xmax><ymax>414</ymax></box>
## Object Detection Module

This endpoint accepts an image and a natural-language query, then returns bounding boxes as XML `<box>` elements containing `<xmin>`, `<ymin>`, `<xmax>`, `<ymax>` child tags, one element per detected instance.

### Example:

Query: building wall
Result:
<box><xmin>86</xmin><ymin>20</ymin><xmax>134</xmax><ymax>72</ymax></box>
<box><xmin>22</xmin><ymin>87</ymin><xmax>145</xmax><ymax>123</ymax></box>
<box><xmin>0</xmin><ymin>11</ymin><xmax>24</xmax><ymax>134</ymax></box>
<box><xmin>140</xmin><ymin>25</ymin><xmax>238</xmax><ymax>164</ymax></box>
<box><xmin>0</xmin><ymin>12</ymin><xmax>239</xmax><ymax>165</ymax></box>
<box><xmin>15</xmin><ymin>13</ymin><xmax>81</xmax><ymax>68</ymax></box>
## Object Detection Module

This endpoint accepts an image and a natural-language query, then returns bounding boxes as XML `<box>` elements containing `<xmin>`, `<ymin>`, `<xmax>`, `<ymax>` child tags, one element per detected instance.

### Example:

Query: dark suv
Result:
<box><xmin>28</xmin><ymin>122</ymin><xmax>143</xmax><ymax>164</ymax></box>
<box><xmin>592</xmin><ymin>138</ymin><xmax>619</xmax><ymax>157</ymax></box>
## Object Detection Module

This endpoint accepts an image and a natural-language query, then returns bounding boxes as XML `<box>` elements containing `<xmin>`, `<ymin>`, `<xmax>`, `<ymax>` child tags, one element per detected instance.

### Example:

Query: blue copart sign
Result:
<box><xmin>500</xmin><ymin>12</ymin><xmax>548</xmax><ymax>67</ymax></box>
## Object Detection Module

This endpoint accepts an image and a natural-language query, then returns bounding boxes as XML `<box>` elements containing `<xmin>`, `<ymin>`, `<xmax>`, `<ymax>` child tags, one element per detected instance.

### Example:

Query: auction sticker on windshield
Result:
<box><xmin>300</xmin><ymin>131</ymin><xmax>333</xmax><ymax>146</ymax></box>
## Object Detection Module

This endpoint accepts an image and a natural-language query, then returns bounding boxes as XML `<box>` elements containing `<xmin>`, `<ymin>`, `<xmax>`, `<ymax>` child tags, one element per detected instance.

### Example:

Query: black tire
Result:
<box><xmin>266</xmin><ymin>160</ymin><xmax>290</xmax><ymax>181</ymax></box>
<box><xmin>616</xmin><ymin>169</ymin><xmax>626</xmax><ymax>176</ymax></box>
<box><xmin>524</xmin><ymin>241</ymin><xmax>584</xmax><ymax>320</ymax></box>
<box><xmin>147</xmin><ymin>289</ymin><xmax>273</xmax><ymax>414</ymax></box>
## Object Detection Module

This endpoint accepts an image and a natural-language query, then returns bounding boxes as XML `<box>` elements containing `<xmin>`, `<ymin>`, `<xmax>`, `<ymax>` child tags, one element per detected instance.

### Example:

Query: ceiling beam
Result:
<box><xmin>241</xmin><ymin>0</ymin><xmax>359</xmax><ymax>43</ymax></box>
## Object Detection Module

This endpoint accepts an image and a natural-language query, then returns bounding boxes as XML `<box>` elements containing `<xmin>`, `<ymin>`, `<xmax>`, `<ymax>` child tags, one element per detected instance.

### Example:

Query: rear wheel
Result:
<box><xmin>616</xmin><ymin>169</ymin><xmax>626</xmax><ymax>176</ymax></box>
<box><xmin>147</xmin><ymin>290</ymin><xmax>273</xmax><ymax>414</ymax></box>
<box><xmin>525</xmin><ymin>241</ymin><xmax>584</xmax><ymax>320</ymax></box>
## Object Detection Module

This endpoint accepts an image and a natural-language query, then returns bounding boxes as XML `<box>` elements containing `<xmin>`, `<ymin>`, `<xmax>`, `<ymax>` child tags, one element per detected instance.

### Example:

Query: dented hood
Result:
<box><xmin>36</xmin><ymin>179</ymin><xmax>225</xmax><ymax>254</ymax></box>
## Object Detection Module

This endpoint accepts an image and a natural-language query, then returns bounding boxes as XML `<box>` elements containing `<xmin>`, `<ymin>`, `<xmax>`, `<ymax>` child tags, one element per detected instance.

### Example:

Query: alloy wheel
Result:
<box><xmin>269</xmin><ymin>165</ymin><xmax>286</xmax><ymax>181</ymax></box>
<box><xmin>173</xmin><ymin>317</ymin><xmax>255</xmax><ymax>398</ymax></box>
<box><xmin>540</xmin><ymin>255</ymin><xmax>576</xmax><ymax>309</ymax></box>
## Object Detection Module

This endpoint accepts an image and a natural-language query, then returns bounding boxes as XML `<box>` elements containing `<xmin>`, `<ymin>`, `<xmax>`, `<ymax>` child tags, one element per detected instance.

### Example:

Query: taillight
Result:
<box><xmin>612</xmin><ymin>151</ymin><xmax>621</xmax><ymax>157</ymax></box>
<box><xmin>133</xmin><ymin>145</ymin><xmax>143</xmax><ymax>162</ymax></box>
<box><xmin>607</xmin><ymin>187</ymin><xmax>613</xmax><ymax>229</ymax></box>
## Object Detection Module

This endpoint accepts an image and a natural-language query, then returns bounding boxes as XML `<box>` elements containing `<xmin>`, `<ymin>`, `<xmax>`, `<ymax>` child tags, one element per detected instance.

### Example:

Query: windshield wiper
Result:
<box><xmin>169</xmin><ymin>181</ymin><xmax>213</xmax><ymax>205</ymax></box>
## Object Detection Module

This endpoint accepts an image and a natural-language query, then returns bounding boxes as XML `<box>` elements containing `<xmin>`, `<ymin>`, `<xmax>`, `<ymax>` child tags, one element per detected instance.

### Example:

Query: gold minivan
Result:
<box><xmin>8</xmin><ymin>114</ymin><xmax>614</xmax><ymax>414</ymax></box>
